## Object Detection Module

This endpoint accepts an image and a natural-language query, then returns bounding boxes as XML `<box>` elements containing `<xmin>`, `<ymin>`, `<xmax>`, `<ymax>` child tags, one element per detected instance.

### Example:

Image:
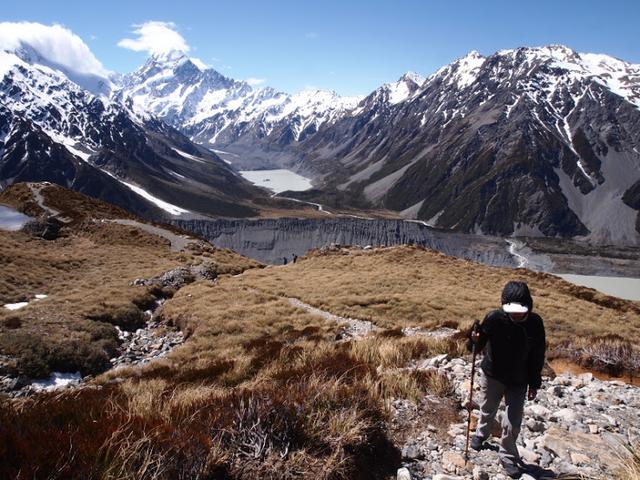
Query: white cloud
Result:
<box><xmin>118</xmin><ymin>21</ymin><xmax>190</xmax><ymax>56</ymax></box>
<box><xmin>246</xmin><ymin>77</ymin><xmax>266</xmax><ymax>86</ymax></box>
<box><xmin>0</xmin><ymin>22</ymin><xmax>108</xmax><ymax>77</ymax></box>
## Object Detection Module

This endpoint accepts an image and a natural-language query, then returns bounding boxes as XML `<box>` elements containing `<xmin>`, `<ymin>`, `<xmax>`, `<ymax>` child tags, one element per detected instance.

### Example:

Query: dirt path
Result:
<box><xmin>401</xmin><ymin>326</ymin><xmax>460</xmax><ymax>339</ymax></box>
<box><xmin>274</xmin><ymin>194</ymin><xmax>334</xmax><ymax>215</ymax></box>
<box><xmin>27</xmin><ymin>183</ymin><xmax>72</xmax><ymax>223</ymax></box>
<box><xmin>287</xmin><ymin>297</ymin><xmax>377</xmax><ymax>339</ymax></box>
<box><xmin>108</xmin><ymin>219</ymin><xmax>195</xmax><ymax>252</ymax></box>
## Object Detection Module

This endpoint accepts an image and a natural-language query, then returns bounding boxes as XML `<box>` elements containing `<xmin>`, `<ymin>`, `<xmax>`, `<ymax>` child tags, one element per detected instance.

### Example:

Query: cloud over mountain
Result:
<box><xmin>118</xmin><ymin>21</ymin><xmax>190</xmax><ymax>56</ymax></box>
<box><xmin>0</xmin><ymin>22</ymin><xmax>109</xmax><ymax>78</ymax></box>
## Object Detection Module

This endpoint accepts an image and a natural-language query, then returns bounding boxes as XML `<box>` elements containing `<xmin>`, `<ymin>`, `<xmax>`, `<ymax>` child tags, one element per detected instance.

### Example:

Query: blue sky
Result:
<box><xmin>4</xmin><ymin>0</ymin><xmax>639</xmax><ymax>96</ymax></box>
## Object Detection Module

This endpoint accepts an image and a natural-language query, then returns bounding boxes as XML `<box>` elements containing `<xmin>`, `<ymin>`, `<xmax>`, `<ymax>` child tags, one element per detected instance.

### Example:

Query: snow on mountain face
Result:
<box><xmin>384</xmin><ymin>73</ymin><xmax>425</xmax><ymax>105</ymax></box>
<box><xmin>430</xmin><ymin>50</ymin><xmax>486</xmax><ymax>89</ymax></box>
<box><xmin>117</xmin><ymin>50</ymin><xmax>363</xmax><ymax>147</ymax></box>
<box><xmin>0</xmin><ymin>49</ymin><xmax>115</xmax><ymax>159</ymax></box>
<box><xmin>119</xmin><ymin>51</ymin><xmax>247</xmax><ymax>124</ymax></box>
<box><xmin>0</xmin><ymin>48</ymin><xmax>266</xmax><ymax>219</ymax></box>
<box><xmin>401</xmin><ymin>71</ymin><xmax>426</xmax><ymax>86</ymax></box>
<box><xmin>348</xmin><ymin>71</ymin><xmax>426</xmax><ymax>120</ymax></box>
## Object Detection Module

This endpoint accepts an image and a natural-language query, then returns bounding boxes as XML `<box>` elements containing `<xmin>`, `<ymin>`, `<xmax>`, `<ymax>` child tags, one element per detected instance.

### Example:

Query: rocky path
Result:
<box><xmin>395</xmin><ymin>354</ymin><xmax>640</xmax><ymax>479</ymax></box>
<box><xmin>112</xmin><ymin>323</ymin><xmax>183</xmax><ymax>368</ymax></box>
<box><xmin>287</xmin><ymin>298</ymin><xmax>462</xmax><ymax>342</ymax></box>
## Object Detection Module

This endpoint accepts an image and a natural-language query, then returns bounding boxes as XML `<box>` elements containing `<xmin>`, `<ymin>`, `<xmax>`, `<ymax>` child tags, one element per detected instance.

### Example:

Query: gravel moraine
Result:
<box><xmin>395</xmin><ymin>354</ymin><xmax>640</xmax><ymax>480</ymax></box>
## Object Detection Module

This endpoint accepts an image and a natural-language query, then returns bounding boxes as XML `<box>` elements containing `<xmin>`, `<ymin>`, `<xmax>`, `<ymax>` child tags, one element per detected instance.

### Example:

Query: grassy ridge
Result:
<box><xmin>1</xmin><ymin>180</ymin><xmax>640</xmax><ymax>480</ymax></box>
<box><xmin>235</xmin><ymin>245</ymin><xmax>640</xmax><ymax>343</ymax></box>
<box><xmin>0</xmin><ymin>213</ymin><xmax>259</xmax><ymax>378</ymax></box>
<box><xmin>1</xmin><ymin>276</ymin><xmax>461</xmax><ymax>479</ymax></box>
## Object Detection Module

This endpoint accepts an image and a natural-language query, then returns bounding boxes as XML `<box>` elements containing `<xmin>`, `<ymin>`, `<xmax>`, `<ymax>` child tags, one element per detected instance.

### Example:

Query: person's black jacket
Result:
<box><xmin>468</xmin><ymin>310</ymin><xmax>546</xmax><ymax>389</ymax></box>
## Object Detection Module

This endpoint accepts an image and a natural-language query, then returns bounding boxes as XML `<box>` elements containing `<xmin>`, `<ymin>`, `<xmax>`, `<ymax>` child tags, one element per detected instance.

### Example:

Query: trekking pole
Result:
<box><xmin>464</xmin><ymin>320</ymin><xmax>481</xmax><ymax>464</ymax></box>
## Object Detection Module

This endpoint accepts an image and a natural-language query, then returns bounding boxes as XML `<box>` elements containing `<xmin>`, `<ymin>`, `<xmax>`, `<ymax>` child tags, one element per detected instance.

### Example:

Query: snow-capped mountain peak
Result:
<box><xmin>153</xmin><ymin>49</ymin><xmax>189</xmax><ymax>64</ymax></box>
<box><xmin>142</xmin><ymin>49</ymin><xmax>209</xmax><ymax>74</ymax></box>
<box><xmin>400</xmin><ymin>71</ymin><xmax>426</xmax><ymax>86</ymax></box>
<box><xmin>361</xmin><ymin>72</ymin><xmax>426</xmax><ymax>108</ymax></box>
<box><xmin>489</xmin><ymin>45</ymin><xmax>640</xmax><ymax>108</ymax></box>
<box><xmin>116</xmin><ymin>56</ymin><xmax>366</xmax><ymax>147</ymax></box>
<box><xmin>431</xmin><ymin>50</ymin><xmax>487</xmax><ymax>89</ymax></box>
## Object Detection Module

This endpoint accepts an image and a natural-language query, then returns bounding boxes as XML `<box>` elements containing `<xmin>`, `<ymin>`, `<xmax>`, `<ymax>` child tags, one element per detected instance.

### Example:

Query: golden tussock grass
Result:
<box><xmin>8</xmin><ymin>272</ymin><xmax>452</xmax><ymax>480</ymax></box>
<box><xmin>549</xmin><ymin>334</ymin><xmax>640</xmax><ymax>380</ymax></box>
<box><xmin>5</xmin><ymin>187</ymin><xmax>639</xmax><ymax>480</ymax></box>
<box><xmin>234</xmin><ymin>245</ymin><xmax>640</xmax><ymax>345</ymax></box>
<box><xmin>0</xmin><ymin>214</ymin><xmax>259</xmax><ymax>377</ymax></box>
<box><xmin>0</xmin><ymin>228</ymin><xmax>179</xmax><ymax>376</ymax></box>
<box><xmin>617</xmin><ymin>442</ymin><xmax>640</xmax><ymax>480</ymax></box>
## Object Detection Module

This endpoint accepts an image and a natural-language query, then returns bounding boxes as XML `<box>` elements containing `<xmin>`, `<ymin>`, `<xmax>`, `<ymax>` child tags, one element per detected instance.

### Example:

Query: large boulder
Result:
<box><xmin>22</xmin><ymin>216</ymin><xmax>61</xmax><ymax>240</ymax></box>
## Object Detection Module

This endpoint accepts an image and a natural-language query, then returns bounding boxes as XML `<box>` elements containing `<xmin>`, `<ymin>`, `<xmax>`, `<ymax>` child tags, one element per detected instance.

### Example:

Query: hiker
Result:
<box><xmin>283</xmin><ymin>256</ymin><xmax>288</xmax><ymax>265</ymax></box>
<box><xmin>468</xmin><ymin>281</ymin><xmax>546</xmax><ymax>478</ymax></box>
<box><xmin>292</xmin><ymin>253</ymin><xmax>298</xmax><ymax>263</ymax></box>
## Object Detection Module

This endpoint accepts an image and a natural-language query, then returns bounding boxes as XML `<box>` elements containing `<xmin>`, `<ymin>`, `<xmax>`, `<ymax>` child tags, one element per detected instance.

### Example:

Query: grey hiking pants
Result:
<box><xmin>475</xmin><ymin>373</ymin><xmax>527</xmax><ymax>466</ymax></box>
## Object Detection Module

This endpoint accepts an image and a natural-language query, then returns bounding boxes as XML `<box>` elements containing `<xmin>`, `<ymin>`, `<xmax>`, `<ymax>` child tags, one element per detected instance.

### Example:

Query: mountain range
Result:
<box><xmin>1</xmin><ymin>36</ymin><xmax>639</xmax><ymax>245</ymax></box>
<box><xmin>0</xmin><ymin>47</ymin><xmax>272</xmax><ymax>219</ymax></box>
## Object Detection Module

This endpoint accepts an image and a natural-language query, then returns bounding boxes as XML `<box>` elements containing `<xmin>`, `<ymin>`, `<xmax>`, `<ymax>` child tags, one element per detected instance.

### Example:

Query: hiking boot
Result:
<box><xmin>470</xmin><ymin>435</ymin><xmax>485</xmax><ymax>451</ymax></box>
<box><xmin>500</xmin><ymin>460</ymin><xmax>522</xmax><ymax>479</ymax></box>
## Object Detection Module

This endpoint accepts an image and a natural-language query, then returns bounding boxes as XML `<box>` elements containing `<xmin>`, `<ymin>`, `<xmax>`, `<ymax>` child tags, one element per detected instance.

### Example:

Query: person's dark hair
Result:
<box><xmin>501</xmin><ymin>281</ymin><xmax>533</xmax><ymax>311</ymax></box>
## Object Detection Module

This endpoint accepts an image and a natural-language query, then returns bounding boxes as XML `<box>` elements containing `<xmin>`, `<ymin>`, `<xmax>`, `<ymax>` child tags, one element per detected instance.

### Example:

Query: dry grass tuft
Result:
<box><xmin>618</xmin><ymin>442</ymin><xmax>640</xmax><ymax>480</ymax></box>
<box><xmin>549</xmin><ymin>334</ymin><xmax>640</xmax><ymax>380</ymax></box>
<box><xmin>374</xmin><ymin>369</ymin><xmax>455</xmax><ymax>403</ymax></box>
<box><xmin>349</xmin><ymin>335</ymin><xmax>464</xmax><ymax>369</ymax></box>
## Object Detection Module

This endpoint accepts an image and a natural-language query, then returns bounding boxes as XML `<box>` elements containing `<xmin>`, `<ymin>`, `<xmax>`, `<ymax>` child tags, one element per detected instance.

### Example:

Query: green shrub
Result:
<box><xmin>0</xmin><ymin>328</ymin><xmax>117</xmax><ymax>378</ymax></box>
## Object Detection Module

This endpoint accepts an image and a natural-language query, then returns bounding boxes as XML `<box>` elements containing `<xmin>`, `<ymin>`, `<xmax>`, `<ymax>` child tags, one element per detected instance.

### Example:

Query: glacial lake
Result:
<box><xmin>556</xmin><ymin>273</ymin><xmax>640</xmax><ymax>301</ymax></box>
<box><xmin>0</xmin><ymin>205</ymin><xmax>31</xmax><ymax>231</ymax></box>
<box><xmin>239</xmin><ymin>169</ymin><xmax>313</xmax><ymax>194</ymax></box>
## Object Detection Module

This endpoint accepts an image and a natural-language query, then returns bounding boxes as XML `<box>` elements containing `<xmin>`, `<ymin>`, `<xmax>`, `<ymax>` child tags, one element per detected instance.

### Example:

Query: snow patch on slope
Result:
<box><xmin>102</xmin><ymin>171</ymin><xmax>189</xmax><ymax>215</ymax></box>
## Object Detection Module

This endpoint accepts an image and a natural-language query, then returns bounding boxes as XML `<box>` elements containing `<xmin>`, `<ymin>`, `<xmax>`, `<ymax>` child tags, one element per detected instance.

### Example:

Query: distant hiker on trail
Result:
<box><xmin>283</xmin><ymin>256</ymin><xmax>288</xmax><ymax>265</ymax></box>
<box><xmin>292</xmin><ymin>254</ymin><xmax>298</xmax><ymax>263</ymax></box>
<box><xmin>467</xmin><ymin>281</ymin><xmax>546</xmax><ymax>478</ymax></box>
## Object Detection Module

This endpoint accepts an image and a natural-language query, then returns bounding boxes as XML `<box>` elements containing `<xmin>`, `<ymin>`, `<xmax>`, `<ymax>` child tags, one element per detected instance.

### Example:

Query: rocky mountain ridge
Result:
<box><xmin>296</xmin><ymin>46</ymin><xmax>640</xmax><ymax>245</ymax></box>
<box><xmin>116</xmin><ymin>51</ymin><xmax>363</xmax><ymax>167</ymax></box>
<box><xmin>116</xmin><ymin>45</ymin><xmax>640</xmax><ymax>245</ymax></box>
